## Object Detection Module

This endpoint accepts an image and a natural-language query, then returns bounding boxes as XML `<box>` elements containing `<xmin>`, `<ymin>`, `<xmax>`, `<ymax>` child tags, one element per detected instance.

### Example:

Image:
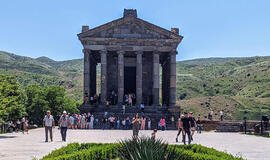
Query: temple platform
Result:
<box><xmin>79</xmin><ymin>104</ymin><xmax>180</xmax><ymax>130</ymax></box>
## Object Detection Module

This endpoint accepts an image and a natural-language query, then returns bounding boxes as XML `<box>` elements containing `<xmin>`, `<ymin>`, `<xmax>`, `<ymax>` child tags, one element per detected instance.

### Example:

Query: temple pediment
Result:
<box><xmin>78</xmin><ymin>16</ymin><xmax>183</xmax><ymax>41</ymax></box>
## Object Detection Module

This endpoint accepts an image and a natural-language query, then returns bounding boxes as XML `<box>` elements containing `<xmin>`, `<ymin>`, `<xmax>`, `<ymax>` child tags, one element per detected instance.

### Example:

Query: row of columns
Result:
<box><xmin>83</xmin><ymin>49</ymin><xmax>176</xmax><ymax>106</ymax></box>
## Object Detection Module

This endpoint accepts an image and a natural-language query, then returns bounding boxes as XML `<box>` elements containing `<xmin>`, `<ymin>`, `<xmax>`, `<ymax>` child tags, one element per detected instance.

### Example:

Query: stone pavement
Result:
<box><xmin>0</xmin><ymin>128</ymin><xmax>269</xmax><ymax>160</ymax></box>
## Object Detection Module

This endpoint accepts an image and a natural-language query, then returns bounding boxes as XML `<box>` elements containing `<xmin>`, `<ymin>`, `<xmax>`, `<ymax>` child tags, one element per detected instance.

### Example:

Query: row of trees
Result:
<box><xmin>0</xmin><ymin>74</ymin><xmax>79</xmax><ymax>126</ymax></box>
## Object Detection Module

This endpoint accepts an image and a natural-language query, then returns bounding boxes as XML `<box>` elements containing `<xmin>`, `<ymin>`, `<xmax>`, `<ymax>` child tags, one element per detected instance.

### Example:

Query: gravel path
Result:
<box><xmin>0</xmin><ymin>128</ymin><xmax>269</xmax><ymax>160</ymax></box>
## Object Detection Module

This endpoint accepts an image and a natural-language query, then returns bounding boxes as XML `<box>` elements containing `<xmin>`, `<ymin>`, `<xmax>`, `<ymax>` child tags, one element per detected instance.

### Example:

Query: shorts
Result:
<box><xmin>191</xmin><ymin>127</ymin><xmax>196</xmax><ymax>131</ymax></box>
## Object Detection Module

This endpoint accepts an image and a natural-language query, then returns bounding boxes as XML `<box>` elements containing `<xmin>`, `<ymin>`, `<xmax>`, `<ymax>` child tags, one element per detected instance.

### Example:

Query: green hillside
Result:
<box><xmin>0</xmin><ymin>50</ymin><xmax>269</xmax><ymax>120</ymax></box>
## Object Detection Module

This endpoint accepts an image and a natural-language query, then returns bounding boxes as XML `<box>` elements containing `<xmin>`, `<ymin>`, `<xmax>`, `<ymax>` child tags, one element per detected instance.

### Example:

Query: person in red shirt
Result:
<box><xmin>159</xmin><ymin>117</ymin><xmax>166</xmax><ymax>131</ymax></box>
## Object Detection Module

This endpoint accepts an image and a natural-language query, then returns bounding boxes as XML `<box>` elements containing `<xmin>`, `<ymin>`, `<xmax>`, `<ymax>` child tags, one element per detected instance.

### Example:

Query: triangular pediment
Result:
<box><xmin>78</xmin><ymin>17</ymin><xmax>182</xmax><ymax>40</ymax></box>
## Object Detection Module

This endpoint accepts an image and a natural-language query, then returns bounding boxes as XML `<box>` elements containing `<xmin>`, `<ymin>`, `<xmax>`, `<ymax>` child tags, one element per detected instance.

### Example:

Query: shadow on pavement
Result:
<box><xmin>0</xmin><ymin>135</ymin><xmax>17</xmax><ymax>139</ymax></box>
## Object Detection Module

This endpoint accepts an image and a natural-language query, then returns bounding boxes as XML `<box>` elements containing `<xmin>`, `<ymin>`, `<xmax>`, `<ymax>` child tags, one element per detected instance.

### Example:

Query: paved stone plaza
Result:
<box><xmin>0</xmin><ymin>128</ymin><xmax>269</xmax><ymax>160</ymax></box>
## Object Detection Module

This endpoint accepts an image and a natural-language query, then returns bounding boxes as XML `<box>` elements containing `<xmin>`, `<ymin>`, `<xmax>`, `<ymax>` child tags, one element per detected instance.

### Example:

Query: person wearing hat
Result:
<box><xmin>189</xmin><ymin>112</ymin><xmax>197</xmax><ymax>141</ymax></box>
<box><xmin>58</xmin><ymin>111</ymin><xmax>69</xmax><ymax>142</ymax></box>
<box><xmin>43</xmin><ymin>110</ymin><xmax>55</xmax><ymax>142</ymax></box>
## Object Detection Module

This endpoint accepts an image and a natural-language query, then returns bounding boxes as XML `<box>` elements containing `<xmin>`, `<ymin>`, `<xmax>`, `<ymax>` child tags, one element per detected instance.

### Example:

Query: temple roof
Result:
<box><xmin>78</xmin><ymin>9</ymin><xmax>183</xmax><ymax>43</ymax></box>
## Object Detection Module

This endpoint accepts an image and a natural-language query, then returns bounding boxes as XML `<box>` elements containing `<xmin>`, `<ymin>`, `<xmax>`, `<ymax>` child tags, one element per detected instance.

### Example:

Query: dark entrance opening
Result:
<box><xmin>124</xmin><ymin>66</ymin><xmax>136</xmax><ymax>94</ymax></box>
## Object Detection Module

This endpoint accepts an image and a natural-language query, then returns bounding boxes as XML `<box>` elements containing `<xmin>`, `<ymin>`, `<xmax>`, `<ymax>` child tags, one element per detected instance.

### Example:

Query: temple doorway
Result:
<box><xmin>124</xmin><ymin>66</ymin><xmax>136</xmax><ymax>94</ymax></box>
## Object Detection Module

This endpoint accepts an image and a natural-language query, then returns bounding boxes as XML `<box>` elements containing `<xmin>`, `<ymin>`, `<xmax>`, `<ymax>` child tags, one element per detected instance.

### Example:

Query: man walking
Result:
<box><xmin>181</xmin><ymin>112</ymin><xmax>191</xmax><ymax>144</ymax></box>
<box><xmin>220</xmin><ymin>110</ymin><xmax>224</xmax><ymax>121</ymax></box>
<box><xmin>58</xmin><ymin>111</ymin><xmax>69</xmax><ymax>142</ymax></box>
<box><xmin>189</xmin><ymin>112</ymin><xmax>197</xmax><ymax>141</ymax></box>
<box><xmin>43</xmin><ymin>110</ymin><xmax>55</xmax><ymax>142</ymax></box>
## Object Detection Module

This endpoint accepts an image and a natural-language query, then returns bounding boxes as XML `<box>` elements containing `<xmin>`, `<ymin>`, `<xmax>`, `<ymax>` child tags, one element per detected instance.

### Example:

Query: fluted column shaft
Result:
<box><xmin>136</xmin><ymin>51</ymin><xmax>143</xmax><ymax>105</ymax></box>
<box><xmin>169</xmin><ymin>51</ymin><xmax>177</xmax><ymax>106</ymax></box>
<box><xmin>100</xmin><ymin>50</ymin><xmax>107</xmax><ymax>105</ymax></box>
<box><xmin>152</xmin><ymin>51</ymin><xmax>160</xmax><ymax>106</ymax></box>
<box><xmin>117</xmin><ymin>51</ymin><xmax>124</xmax><ymax>105</ymax></box>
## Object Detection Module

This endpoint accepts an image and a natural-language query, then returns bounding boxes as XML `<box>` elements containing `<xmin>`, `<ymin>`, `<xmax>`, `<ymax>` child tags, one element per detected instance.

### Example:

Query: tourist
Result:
<box><xmin>102</xmin><ymin>116</ymin><xmax>107</xmax><ymax>130</ymax></box>
<box><xmin>86</xmin><ymin>113</ymin><xmax>91</xmax><ymax>129</ymax></box>
<box><xmin>21</xmin><ymin>116</ymin><xmax>25</xmax><ymax>134</ymax></box>
<box><xmin>151</xmin><ymin>129</ymin><xmax>157</xmax><ymax>139</ymax></box>
<box><xmin>69</xmin><ymin>114</ymin><xmax>74</xmax><ymax>129</ymax></box>
<box><xmin>132</xmin><ymin>113</ymin><xmax>141</xmax><ymax>139</ymax></box>
<box><xmin>182</xmin><ymin>112</ymin><xmax>191</xmax><ymax>144</ymax></box>
<box><xmin>81</xmin><ymin>114</ymin><xmax>86</xmax><ymax>129</ymax></box>
<box><xmin>24</xmin><ymin>117</ymin><xmax>29</xmax><ymax>134</ymax></box>
<box><xmin>121</xmin><ymin>118</ymin><xmax>126</xmax><ymax>129</ymax></box>
<box><xmin>74</xmin><ymin>114</ymin><xmax>78</xmax><ymax>129</ymax></box>
<box><xmin>58</xmin><ymin>111</ymin><xmax>69</xmax><ymax>142</ymax></box>
<box><xmin>124</xmin><ymin>94</ymin><xmax>129</xmax><ymax>105</ymax></box>
<box><xmin>176</xmin><ymin>115</ymin><xmax>183</xmax><ymax>143</ymax></box>
<box><xmin>171</xmin><ymin>116</ymin><xmax>175</xmax><ymax>127</ymax></box>
<box><xmin>8</xmin><ymin>121</ymin><xmax>16</xmax><ymax>132</ymax></box>
<box><xmin>125</xmin><ymin>117</ymin><xmax>130</xmax><ymax>130</ymax></box>
<box><xmin>140</xmin><ymin>103</ymin><xmax>145</xmax><ymax>112</ymax></box>
<box><xmin>43</xmin><ymin>110</ymin><xmax>55</xmax><ymax>142</ymax></box>
<box><xmin>90</xmin><ymin>114</ymin><xmax>94</xmax><ymax>129</ymax></box>
<box><xmin>220</xmin><ymin>110</ymin><xmax>224</xmax><ymax>121</ymax></box>
<box><xmin>109</xmin><ymin>115</ymin><xmax>115</xmax><ymax>129</ymax></box>
<box><xmin>147</xmin><ymin>118</ymin><xmax>151</xmax><ymax>130</ymax></box>
<box><xmin>16</xmin><ymin>119</ymin><xmax>21</xmax><ymax>132</ymax></box>
<box><xmin>132</xmin><ymin>93</ymin><xmax>136</xmax><ymax>106</ymax></box>
<box><xmin>160</xmin><ymin>117</ymin><xmax>166</xmax><ymax>131</ymax></box>
<box><xmin>140</xmin><ymin>116</ymin><xmax>146</xmax><ymax>130</ymax></box>
<box><xmin>122</xmin><ymin>104</ymin><xmax>126</xmax><ymax>114</ymax></box>
<box><xmin>209</xmin><ymin>110</ymin><xmax>214</xmax><ymax>120</ymax></box>
<box><xmin>197</xmin><ymin>116</ymin><xmax>202</xmax><ymax>134</ymax></box>
<box><xmin>90</xmin><ymin>96</ymin><xmax>94</xmax><ymax>105</ymax></box>
<box><xmin>189</xmin><ymin>112</ymin><xmax>197</xmax><ymax>141</ymax></box>
<box><xmin>116</xmin><ymin>117</ymin><xmax>120</xmax><ymax>129</ymax></box>
<box><xmin>128</xmin><ymin>94</ymin><xmax>132</xmax><ymax>106</ymax></box>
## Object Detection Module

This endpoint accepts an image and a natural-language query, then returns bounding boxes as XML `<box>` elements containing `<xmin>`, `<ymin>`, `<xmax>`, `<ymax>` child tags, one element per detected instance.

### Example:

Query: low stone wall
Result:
<box><xmin>202</xmin><ymin>120</ymin><xmax>260</xmax><ymax>132</ymax></box>
<box><xmin>199</xmin><ymin>120</ymin><xmax>261</xmax><ymax>132</ymax></box>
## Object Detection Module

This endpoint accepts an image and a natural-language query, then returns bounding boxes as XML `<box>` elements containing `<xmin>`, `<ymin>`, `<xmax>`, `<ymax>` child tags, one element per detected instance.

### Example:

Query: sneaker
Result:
<box><xmin>176</xmin><ymin>138</ymin><xmax>178</xmax><ymax>142</ymax></box>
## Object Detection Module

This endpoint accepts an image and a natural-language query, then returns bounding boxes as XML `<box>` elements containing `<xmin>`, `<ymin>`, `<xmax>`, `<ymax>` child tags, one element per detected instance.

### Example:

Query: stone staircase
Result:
<box><xmin>79</xmin><ymin>104</ymin><xmax>177</xmax><ymax>130</ymax></box>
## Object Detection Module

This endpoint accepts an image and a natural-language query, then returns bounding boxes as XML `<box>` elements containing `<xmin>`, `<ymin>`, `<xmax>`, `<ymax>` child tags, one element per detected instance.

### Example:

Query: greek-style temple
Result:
<box><xmin>78</xmin><ymin>9</ymin><xmax>183</xmax><ymax>120</ymax></box>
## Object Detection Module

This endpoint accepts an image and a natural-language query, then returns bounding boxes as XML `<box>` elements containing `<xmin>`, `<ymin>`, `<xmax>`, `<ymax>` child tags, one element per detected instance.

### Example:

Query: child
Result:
<box><xmin>122</xmin><ymin>104</ymin><xmax>126</xmax><ymax>114</ymax></box>
<box><xmin>151</xmin><ymin>129</ymin><xmax>157</xmax><ymax>139</ymax></box>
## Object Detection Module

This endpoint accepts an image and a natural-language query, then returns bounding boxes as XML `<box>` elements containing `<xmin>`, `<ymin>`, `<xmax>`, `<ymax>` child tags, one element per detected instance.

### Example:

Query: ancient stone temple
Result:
<box><xmin>78</xmin><ymin>9</ymin><xmax>183</xmax><ymax>121</ymax></box>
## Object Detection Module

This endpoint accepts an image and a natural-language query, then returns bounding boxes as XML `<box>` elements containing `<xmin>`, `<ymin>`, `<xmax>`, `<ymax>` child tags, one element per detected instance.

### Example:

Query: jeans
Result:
<box><xmin>183</xmin><ymin>128</ymin><xmax>191</xmax><ymax>144</ymax></box>
<box><xmin>60</xmin><ymin>127</ymin><xmax>67</xmax><ymax>141</ymax></box>
<box><xmin>45</xmin><ymin>126</ymin><xmax>53</xmax><ymax>142</ymax></box>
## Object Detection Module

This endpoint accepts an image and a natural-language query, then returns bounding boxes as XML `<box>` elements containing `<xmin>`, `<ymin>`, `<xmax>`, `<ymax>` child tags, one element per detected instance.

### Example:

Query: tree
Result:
<box><xmin>0</xmin><ymin>74</ymin><xmax>26</xmax><ymax>122</ymax></box>
<box><xmin>25</xmin><ymin>85</ymin><xmax>79</xmax><ymax>126</ymax></box>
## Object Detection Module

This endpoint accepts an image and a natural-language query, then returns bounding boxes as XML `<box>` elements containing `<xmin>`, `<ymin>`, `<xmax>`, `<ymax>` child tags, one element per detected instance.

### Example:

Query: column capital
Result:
<box><xmin>135</xmin><ymin>50</ymin><xmax>143</xmax><ymax>55</ymax></box>
<box><xmin>100</xmin><ymin>50</ymin><xmax>107</xmax><ymax>54</ymax></box>
<box><xmin>170</xmin><ymin>50</ymin><xmax>178</xmax><ymax>55</ymax></box>
<box><xmin>153</xmin><ymin>50</ymin><xmax>159</xmax><ymax>54</ymax></box>
<box><xmin>117</xmin><ymin>50</ymin><xmax>125</xmax><ymax>55</ymax></box>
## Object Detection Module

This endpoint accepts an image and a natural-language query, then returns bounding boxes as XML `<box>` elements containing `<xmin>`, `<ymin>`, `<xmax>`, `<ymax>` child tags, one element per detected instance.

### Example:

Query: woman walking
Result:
<box><xmin>140</xmin><ymin>116</ymin><xmax>146</xmax><ymax>130</ymax></box>
<box><xmin>132</xmin><ymin>113</ymin><xmax>141</xmax><ymax>139</ymax></box>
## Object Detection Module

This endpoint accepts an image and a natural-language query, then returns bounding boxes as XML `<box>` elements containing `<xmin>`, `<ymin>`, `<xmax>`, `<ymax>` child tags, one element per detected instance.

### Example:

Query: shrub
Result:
<box><xmin>41</xmin><ymin>138</ymin><xmax>243</xmax><ymax>160</ymax></box>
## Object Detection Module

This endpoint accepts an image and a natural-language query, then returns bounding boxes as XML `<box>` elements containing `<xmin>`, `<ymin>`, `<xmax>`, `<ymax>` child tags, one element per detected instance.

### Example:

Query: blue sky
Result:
<box><xmin>0</xmin><ymin>0</ymin><xmax>269</xmax><ymax>61</ymax></box>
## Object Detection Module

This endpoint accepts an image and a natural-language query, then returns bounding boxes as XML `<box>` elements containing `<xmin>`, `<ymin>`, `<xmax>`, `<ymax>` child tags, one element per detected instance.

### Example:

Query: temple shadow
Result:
<box><xmin>0</xmin><ymin>135</ymin><xmax>17</xmax><ymax>139</ymax></box>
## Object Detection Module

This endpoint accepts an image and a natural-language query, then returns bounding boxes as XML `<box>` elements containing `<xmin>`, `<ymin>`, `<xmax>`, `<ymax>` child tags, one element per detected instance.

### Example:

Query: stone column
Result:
<box><xmin>169</xmin><ymin>51</ymin><xmax>177</xmax><ymax>106</ymax></box>
<box><xmin>83</xmin><ymin>49</ymin><xmax>90</xmax><ymax>104</ymax></box>
<box><xmin>100</xmin><ymin>50</ymin><xmax>107</xmax><ymax>105</ymax></box>
<box><xmin>117</xmin><ymin>51</ymin><xmax>124</xmax><ymax>105</ymax></box>
<box><xmin>152</xmin><ymin>50</ymin><xmax>160</xmax><ymax>106</ymax></box>
<box><xmin>136</xmin><ymin>51</ymin><xmax>143</xmax><ymax>105</ymax></box>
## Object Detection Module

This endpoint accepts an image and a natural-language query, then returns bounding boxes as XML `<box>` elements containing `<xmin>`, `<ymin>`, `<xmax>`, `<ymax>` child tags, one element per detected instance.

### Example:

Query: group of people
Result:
<box><xmin>175</xmin><ymin>112</ymin><xmax>201</xmax><ymax>144</ymax></box>
<box><xmin>7</xmin><ymin>117</ymin><xmax>29</xmax><ymax>134</ymax></box>
<box><xmin>208</xmin><ymin>110</ymin><xmax>224</xmax><ymax>121</ymax></box>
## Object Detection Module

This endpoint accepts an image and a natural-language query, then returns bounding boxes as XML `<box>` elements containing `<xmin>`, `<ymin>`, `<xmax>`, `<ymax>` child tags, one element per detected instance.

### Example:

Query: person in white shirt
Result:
<box><xmin>43</xmin><ymin>110</ymin><xmax>55</xmax><ymax>142</ymax></box>
<box><xmin>220</xmin><ymin>110</ymin><xmax>224</xmax><ymax>121</ymax></box>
